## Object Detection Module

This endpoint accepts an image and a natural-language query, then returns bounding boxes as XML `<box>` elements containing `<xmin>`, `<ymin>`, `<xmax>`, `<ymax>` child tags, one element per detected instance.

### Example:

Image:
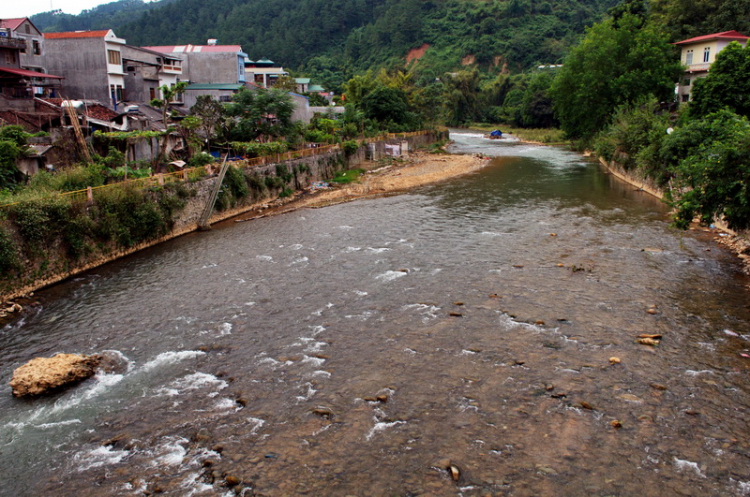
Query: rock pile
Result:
<box><xmin>10</xmin><ymin>353</ymin><xmax>100</xmax><ymax>397</ymax></box>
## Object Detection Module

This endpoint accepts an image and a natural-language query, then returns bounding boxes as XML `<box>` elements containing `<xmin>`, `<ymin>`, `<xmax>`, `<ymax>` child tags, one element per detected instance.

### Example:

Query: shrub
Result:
<box><xmin>0</xmin><ymin>226</ymin><xmax>20</xmax><ymax>276</ymax></box>
<box><xmin>342</xmin><ymin>140</ymin><xmax>359</xmax><ymax>156</ymax></box>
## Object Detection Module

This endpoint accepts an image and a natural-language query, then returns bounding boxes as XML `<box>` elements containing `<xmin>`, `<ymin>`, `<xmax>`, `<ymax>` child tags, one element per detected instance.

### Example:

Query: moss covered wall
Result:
<box><xmin>0</xmin><ymin>132</ymin><xmax>445</xmax><ymax>300</ymax></box>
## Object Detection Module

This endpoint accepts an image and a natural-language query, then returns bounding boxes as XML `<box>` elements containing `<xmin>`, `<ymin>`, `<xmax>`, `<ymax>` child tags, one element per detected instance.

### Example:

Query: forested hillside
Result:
<box><xmin>30</xmin><ymin>0</ymin><xmax>177</xmax><ymax>33</ymax></box>
<box><xmin>33</xmin><ymin>0</ymin><xmax>619</xmax><ymax>87</ymax></box>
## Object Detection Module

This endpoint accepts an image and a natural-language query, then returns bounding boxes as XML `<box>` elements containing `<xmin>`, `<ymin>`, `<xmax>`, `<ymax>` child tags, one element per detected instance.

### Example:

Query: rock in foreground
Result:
<box><xmin>10</xmin><ymin>353</ymin><xmax>100</xmax><ymax>397</ymax></box>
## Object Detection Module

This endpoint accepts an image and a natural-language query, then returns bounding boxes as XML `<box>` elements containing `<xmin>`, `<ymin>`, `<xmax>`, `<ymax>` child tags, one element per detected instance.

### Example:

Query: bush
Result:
<box><xmin>342</xmin><ymin>140</ymin><xmax>359</xmax><ymax>156</ymax></box>
<box><xmin>0</xmin><ymin>226</ymin><xmax>20</xmax><ymax>276</ymax></box>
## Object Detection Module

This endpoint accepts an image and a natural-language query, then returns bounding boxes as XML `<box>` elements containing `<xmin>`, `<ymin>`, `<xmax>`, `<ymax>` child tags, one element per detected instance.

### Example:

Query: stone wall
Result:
<box><xmin>0</xmin><ymin>132</ymin><xmax>443</xmax><ymax>300</ymax></box>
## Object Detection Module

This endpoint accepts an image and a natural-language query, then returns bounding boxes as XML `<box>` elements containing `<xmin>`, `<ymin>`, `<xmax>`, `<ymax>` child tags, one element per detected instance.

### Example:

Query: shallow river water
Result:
<box><xmin>2</xmin><ymin>131</ymin><xmax>750</xmax><ymax>496</ymax></box>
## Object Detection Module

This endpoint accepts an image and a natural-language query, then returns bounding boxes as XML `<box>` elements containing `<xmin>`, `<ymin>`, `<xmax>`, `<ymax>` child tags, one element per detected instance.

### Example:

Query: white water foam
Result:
<box><xmin>246</xmin><ymin>417</ymin><xmax>266</xmax><ymax>434</ymax></box>
<box><xmin>367</xmin><ymin>247</ymin><xmax>391</xmax><ymax>253</ymax></box>
<box><xmin>146</xmin><ymin>436</ymin><xmax>188</xmax><ymax>468</ymax></box>
<box><xmin>301</xmin><ymin>355</ymin><xmax>326</xmax><ymax>367</ymax></box>
<box><xmin>304</xmin><ymin>341</ymin><xmax>328</xmax><ymax>353</ymax></box>
<box><xmin>76</xmin><ymin>445</ymin><xmax>128</xmax><ymax>471</ymax></box>
<box><xmin>673</xmin><ymin>457</ymin><xmax>706</xmax><ymax>478</ymax></box>
<box><xmin>344</xmin><ymin>246</ymin><xmax>361</xmax><ymax>252</ymax></box>
<box><xmin>375</xmin><ymin>270</ymin><xmax>408</xmax><ymax>282</ymax></box>
<box><xmin>366</xmin><ymin>419</ymin><xmax>406</xmax><ymax>441</ymax></box>
<box><xmin>219</xmin><ymin>322</ymin><xmax>232</xmax><ymax>335</ymax></box>
<box><xmin>256</xmin><ymin>255</ymin><xmax>274</xmax><ymax>262</ymax></box>
<box><xmin>354</xmin><ymin>290</ymin><xmax>368</xmax><ymax>296</ymax></box>
<box><xmin>140</xmin><ymin>350</ymin><xmax>206</xmax><ymax>373</ymax></box>
<box><xmin>171</xmin><ymin>372</ymin><xmax>228</xmax><ymax>392</ymax></box>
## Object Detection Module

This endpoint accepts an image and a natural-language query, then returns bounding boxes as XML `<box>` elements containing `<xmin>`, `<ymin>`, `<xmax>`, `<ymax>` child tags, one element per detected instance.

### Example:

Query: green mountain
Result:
<box><xmin>33</xmin><ymin>0</ymin><xmax>621</xmax><ymax>83</ymax></box>
<box><xmin>31</xmin><ymin>0</ymin><xmax>177</xmax><ymax>33</ymax></box>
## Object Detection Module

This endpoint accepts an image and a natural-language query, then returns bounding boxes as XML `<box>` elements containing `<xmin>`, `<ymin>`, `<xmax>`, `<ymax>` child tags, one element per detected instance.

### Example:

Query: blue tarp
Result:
<box><xmin>489</xmin><ymin>130</ymin><xmax>503</xmax><ymax>137</ymax></box>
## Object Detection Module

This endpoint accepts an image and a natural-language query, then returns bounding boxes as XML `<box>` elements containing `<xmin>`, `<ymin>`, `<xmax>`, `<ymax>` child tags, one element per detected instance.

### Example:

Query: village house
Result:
<box><xmin>120</xmin><ymin>45</ymin><xmax>184</xmax><ymax>103</ymax></box>
<box><xmin>0</xmin><ymin>18</ymin><xmax>63</xmax><ymax>102</ymax></box>
<box><xmin>1</xmin><ymin>18</ymin><xmax>46</xmax><ymax>75</ymax></box>
<box><xmin>245</xmin><ymin>58</ymin><xmax>288</xmax><ymax>88</ymax></box>
<box><xmin>44</xmin><ymin>29</ymin><xmax>127</xmax><ymax>109</ymax></box>
<box><xmin>143</xmin><ymin>41</ymin><xmax>247</xmax><ymax>108</ymax></box>
<box><xmin>675</xmin><ymin>30</ymin><xmax>749</xmax><ymax>102</ymax></box>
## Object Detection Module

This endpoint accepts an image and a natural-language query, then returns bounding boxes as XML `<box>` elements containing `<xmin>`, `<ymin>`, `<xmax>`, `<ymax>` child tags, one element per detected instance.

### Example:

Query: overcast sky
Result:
<box><xmin>2</xmin><ymin>0</ymin><xmax>126</xmax><ymax>19</ymax></box>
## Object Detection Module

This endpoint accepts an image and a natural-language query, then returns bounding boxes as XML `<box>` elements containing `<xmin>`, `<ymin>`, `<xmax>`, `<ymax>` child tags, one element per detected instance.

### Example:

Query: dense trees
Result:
<box><xmin>224</xmin><ymin>87</ymin><xmax>295</xmax><ymax>142</ymax></box>
<box><xmin>690</xmin><ymin>41</ymin><xmax>750</xmax><ymax>119</ymax></box>
<box><xmin>549</xmin><ymin>13</ymin><xmax>681</xmax><ymax>140</ymax></box>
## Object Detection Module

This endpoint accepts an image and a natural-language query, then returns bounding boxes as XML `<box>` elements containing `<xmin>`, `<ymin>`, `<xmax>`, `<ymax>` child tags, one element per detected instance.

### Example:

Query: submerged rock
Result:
<box><xmin>10</xmin><ymin>353</ymin><xmax>100</xmax><ymax>397</ymax></box>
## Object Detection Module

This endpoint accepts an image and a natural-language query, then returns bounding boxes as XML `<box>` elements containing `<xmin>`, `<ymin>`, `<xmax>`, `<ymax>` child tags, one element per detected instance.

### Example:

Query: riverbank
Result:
<box><xmin>235</xmin><ymin>151</ymin><xmax>488</xmax><ymax>218</ymax></box>
<box><xmin>599</xmin><ymin>157</ymin><xmax>750</xmax><ymax>274</ymax></box>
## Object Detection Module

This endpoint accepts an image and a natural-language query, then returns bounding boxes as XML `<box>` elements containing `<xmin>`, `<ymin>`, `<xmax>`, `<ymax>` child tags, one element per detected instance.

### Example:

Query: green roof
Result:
<box><xmin>185</xmin><ymin>83</ymin><xmax>244</xmax><ymax>91</ymax></box>
<box><xmin>307</xmin><ymin>84</ymin><xmax>325</xmax><ymax>92</ymax></box>
<box><xmin>295</xmin><ymin>78</ymin><xmax>311</xmax><ymax>84</ymax></box>
<box><xmin>254</xmin><ymin>58</ymin><xmax>275</xmax><ymax>66</ymax></box>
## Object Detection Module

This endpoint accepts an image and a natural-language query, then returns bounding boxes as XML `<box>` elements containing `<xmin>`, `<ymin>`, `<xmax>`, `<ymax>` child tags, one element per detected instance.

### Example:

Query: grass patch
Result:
<box><xmin>331</xmin><ymin>168</ymin><xmax>365</xmax><ymax>184</ymax></box>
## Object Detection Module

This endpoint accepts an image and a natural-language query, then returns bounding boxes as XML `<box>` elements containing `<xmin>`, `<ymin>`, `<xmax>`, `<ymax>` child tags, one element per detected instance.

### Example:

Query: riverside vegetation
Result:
<box><xmin>6</xmin><ymin>0</ymin><xmax>750</xmax><ymax>287</ymax></box>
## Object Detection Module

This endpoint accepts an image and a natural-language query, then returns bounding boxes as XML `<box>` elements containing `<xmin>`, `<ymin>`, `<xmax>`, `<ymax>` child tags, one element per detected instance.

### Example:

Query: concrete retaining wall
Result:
<box><xmin>1</xmin><ymin>131</ymin><xmax>445</xmax><ymax>300</ymax></box>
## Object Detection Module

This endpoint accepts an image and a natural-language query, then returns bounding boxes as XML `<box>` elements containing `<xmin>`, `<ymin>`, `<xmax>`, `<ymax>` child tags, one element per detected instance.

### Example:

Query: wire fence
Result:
<box><xmin>0</xmin><ymin>130</ymin><xmax>439</xmax><ymax>210</ymax></box>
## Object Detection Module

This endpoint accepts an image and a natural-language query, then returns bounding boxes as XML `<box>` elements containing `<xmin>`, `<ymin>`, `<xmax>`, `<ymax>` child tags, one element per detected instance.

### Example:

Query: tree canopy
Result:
<box><xmin>690</xmin><ymin>41</ymin><xmax>750</xmax><ymax>119</ymax></box>
<box><xmin>549</xmin><ymin>13</ymin><xmax>682</xmax><ymax>140</ymax></box>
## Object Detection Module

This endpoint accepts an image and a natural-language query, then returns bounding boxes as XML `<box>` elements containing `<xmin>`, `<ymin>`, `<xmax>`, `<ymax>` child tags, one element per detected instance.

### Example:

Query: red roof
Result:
<box><xmin>144</xmin><ymin>44</ymin><xmax>243</xmax><ymax>54</ymax></box>
<box><xmin>0</xmin><ymin>18</ymin><xmax>27</xmax><ymax>31</ymax></box>
<box><xmin>0</xmin><ymin>67</ymin><xmax>64</xmax><ymax>79</ymax></box>
<box><xmin>44</xmin><ymin>30</ymin><xmax>110</xmax><ymax>39</ymax></box>
<box><xmin>675</xmin><ymin>30</ymin><xmax>749</xmax><ymax>45</ymax></box>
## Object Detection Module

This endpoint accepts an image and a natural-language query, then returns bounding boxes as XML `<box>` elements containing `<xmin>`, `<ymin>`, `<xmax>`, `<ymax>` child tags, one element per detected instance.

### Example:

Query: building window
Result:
<box><xmin>25</xmin><ymin>24</ymin><xmax>30</xmax><ymax>34</ymax></box>
<box><xmin>685</xmin><ymin>50</ymin><xmax>693</xmax><ymax>65</ymax></box>
<box><xmin>150</xmin><ymin>87</ymin><xmax>156</xmax><ymax>100</ymax></box>
<box><xmin>703</xmin><ymin>47</ymin><xmax>710</xmax><ymax>63</ymax></box>
<box><xmin>108</xmin><ymin>50</ymin><xmax>121</xmax><ymax>65</ymax></box>
<box><xmin>682</xmin><ymin>94</ymin><xmax>690</xmax><ymax>103</ymax></box>
<box><xmin>5</xmin><ymin>52</ymin><xmax>16</xmax><ymax>65</ymax></box>
<box><xmin>32</xmin><ymin>40</ymin><xmax>41</xmax><ymax>55</ymax></box>
<box><xmin>683</xmin><ymin>78</ymin><xmax>691</xmax><ymax>86</ymax></box>
<box><xmin>219</xmin><ymin>95</ymin><xmax>233</xmax><ymax>102</ymax></box>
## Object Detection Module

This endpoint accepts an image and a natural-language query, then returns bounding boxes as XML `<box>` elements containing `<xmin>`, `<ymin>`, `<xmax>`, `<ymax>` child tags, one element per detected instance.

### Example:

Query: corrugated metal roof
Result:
<box><xmin>144</xmin><ymin>44</ymin><xmax>243</xmax><ymax>54</ymax></box>
<box><xmin>307</xmin><ymin>84</ymin><xmax>325</xmax><ymax>92</ymax></box>
<box><xmin>295</xmin><ymin>78</ymin><xmax>311</xmax><ymax>84</ymax></box>
<box><xmin>44</xmin><ymin>30</ymin><xmax>111</xmax><ymax>39</ymax></box>
<box><xmin>0</xmin><ymin>67</ymin><xmax>63</xmax><ymax>79</ymax></box>
<box><xmin>675</xmin><ymin>30</ymin><xmax>749</xmax><ymax>45</ymax></box>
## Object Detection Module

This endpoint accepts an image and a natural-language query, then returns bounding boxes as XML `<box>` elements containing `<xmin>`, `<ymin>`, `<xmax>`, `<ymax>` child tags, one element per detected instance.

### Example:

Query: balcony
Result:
<box><xmin>686</xmin><ymin>63</ymin><xmax>710</xmax><ymax>73</ymax></box>
<box><xmin>0</xmin><ymin>36</ymin><xmax>27</xmax><ymax>50</ymax></box>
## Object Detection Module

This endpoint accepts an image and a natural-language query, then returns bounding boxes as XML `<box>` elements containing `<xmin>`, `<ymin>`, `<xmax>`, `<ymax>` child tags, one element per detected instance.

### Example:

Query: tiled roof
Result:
<box><xmin>144</xmin><ymin>44</ymin><xmax>243</xmax><ymax>54</ymax></box>
<box><xmin>44</xmin><ymin>30</ymin><xmax>110</xmax><ymax>39</ymax></box>
<box><xmin>675</xmin><ymin>30</ymin><xmax>749</xmax><ymax>45</ymax></box>
<box><xmin>40</xmin><ymin>99</ymin><xmax>119</xmax><ymax>120</ymax></box>
<box><xmin>0</xmin><ymin>18</ymin><xmax>27</xmax><ymax>31</ymax></box>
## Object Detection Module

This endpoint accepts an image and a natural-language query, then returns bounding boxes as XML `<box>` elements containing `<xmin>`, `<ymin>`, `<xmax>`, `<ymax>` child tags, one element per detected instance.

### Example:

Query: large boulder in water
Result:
<box><xmin>10</xmin><ymin>353</ymin><xmax>100</xmax><ymax>397</ymax></box>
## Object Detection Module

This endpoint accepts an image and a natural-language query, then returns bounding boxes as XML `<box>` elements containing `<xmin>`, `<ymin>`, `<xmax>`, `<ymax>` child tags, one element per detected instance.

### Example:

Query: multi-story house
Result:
<box><xmin>245</xmin><ymin>58</ymin><xmax>288</xmax><ymax>88</ymax></box>
<box><xmin>121</xmin><ymin>45</ymin><xmax>183</xmax><ymax>103</ymax></box>
<box><xmin>44</xmin><ymin>29</ymin><xmax>127</xmax><ymax>109</ymax></box>
<box><xmin>0</xmin><ymin>19</ymin><xmax>62</xmax><ymax>101</ymax></box>
<box><xmin>1</xmin><ymin>18</ymin><xmax>45</xmax><ymax>74</ymax></box>
<box><xmin>143</xmin><ymin>42</ymin><xmax>247</xmax><ymax>108</ymax></box>
<box><xmin>675</xmin><ymin>30</ymin><xmax>749</xmax><ymax>102</ymax></box>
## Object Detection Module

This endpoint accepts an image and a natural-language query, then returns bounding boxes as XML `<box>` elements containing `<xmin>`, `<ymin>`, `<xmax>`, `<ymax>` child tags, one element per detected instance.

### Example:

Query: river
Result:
<box><xmin>2</xmin><ymin>131</ymin><xmax>750</xmax><ymax>496</ymax></box>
